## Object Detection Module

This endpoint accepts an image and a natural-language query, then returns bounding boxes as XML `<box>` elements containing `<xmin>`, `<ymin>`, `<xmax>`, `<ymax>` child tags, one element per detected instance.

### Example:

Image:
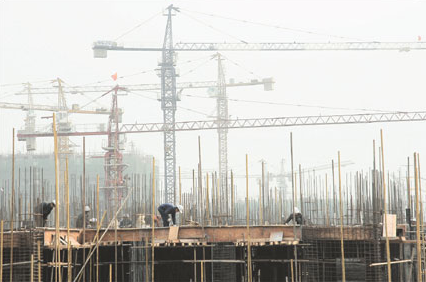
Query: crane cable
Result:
<box><xmin>180</xmin><ymin>10</ymin><xmax>249</xmax><ymax>44</ymax></box>
<box><xmin>79</xmin><ymin>54</ymin><xmax>214</xmax><ymax>87</ymax></box>
<box><xmin>113</xmin><ymin>11</ymin><xmax>162</xmax><ymax>41</ymax></box>
<box><xmin>181</xmin><ymin>93</ymin><xmax>406</xmax><ymax>113</ymax></box>
<box><xmin>219</xmin><ymin>53</ymin><xmax>264</xmax><ymax>80</ymax></box>
<box><xmin>180</xmin><ymin>8</ymin><xmax>369</xmax><ymax>42</ymax></box>
<box><xmin>127</xmin><ymin>89</ymin><xmax>212</xmax><ymax>118</ymax></box>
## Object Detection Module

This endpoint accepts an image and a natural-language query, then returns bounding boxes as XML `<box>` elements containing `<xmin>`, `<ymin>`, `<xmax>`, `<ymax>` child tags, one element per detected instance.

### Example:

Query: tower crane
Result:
<box><xmin>0</xmin><ymin>79</ymin><xmax>114</xmax><ymax>218</ymax></box>
<box><xmin>92</xmin><ymin>4</ymin><xmax>426</xmax><ymax>205</ymax></box>
<box><xmin>8</xmin><ymin>76</ymin><xmax>270</xmax><ymax>212</ymax></box>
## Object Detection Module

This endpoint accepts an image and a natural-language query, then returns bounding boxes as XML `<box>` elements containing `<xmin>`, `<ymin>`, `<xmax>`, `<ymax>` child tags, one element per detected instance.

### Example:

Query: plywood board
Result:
<box><xmin>382</xmin><ymin>214</ymin><xmax>397</xmax><ymax>238</ymax></box>
<box><xmin>168</xmin><ymin>226</ymin><xmax>179</xmax><ymax>241</ymax></box>
<box><xmin>269</xmin><ymin>231</ymin><xmax>283</xmax><ymax>241</ymax></box>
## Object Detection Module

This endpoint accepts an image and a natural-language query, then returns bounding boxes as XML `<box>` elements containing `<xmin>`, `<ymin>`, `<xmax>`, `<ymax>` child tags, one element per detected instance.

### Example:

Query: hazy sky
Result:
<box><xmin>1</xmin><ymin>0</ymin><xmax>425</xmax><ymax>193</ymax></box>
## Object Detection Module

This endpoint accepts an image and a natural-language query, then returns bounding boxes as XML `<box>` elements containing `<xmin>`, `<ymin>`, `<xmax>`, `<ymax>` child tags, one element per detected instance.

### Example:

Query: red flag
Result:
<box><xmin>111</xmin><ymin>72</ymin><xmax>118</xmax><ymax>81</ymax></box>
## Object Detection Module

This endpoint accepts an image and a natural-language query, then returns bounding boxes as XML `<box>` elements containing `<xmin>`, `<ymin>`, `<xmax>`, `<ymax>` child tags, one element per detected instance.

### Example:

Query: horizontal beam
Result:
<box><xmin>93</xmin><ymin>42</ymin><xmax>426</xmax><ymax>52</ymax></box>
<box><xmin>41</xmin><ymin>225</ymin><xmax>301</xmax><ymax>246</ymax></box>
<box><xmin>14</xmin><ymin>79</ymin><xmax>272</xmax><ymax>95</ymax></box>
<box><xmin>369</xmin><ymin>259</ymin><xmax>412</xmax><ymax>267</ymax></box>
<box><xmin>0</xmin><ymin>102</ymin><xmax>57</xmax><ymax>111</ymax></box>
<box><xmin>120</xmin><ymin>111</ymin><xmax>426</xmax><ymax>133</ymax></box>
<box><xmin>0</xmin><ymin>102</ymin><xmax>111</xmax><ymax>115</ymax></box>
<box><xmin>16</xmin><ymin>111</ymin><xmax>426</xmax><ymax>138</ymax></box>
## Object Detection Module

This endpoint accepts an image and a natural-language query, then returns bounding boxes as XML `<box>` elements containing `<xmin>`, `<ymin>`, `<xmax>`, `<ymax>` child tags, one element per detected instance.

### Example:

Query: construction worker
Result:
<box><xmin>34</xmin><ymin>201</ymin><xmax>56</xmax><ymax>227</ymax></box>
<box><xmin>76</xmin><ymin>205</ymin><xmax>91</xmax><ymax>228</ymax></box>
<box><xmin>119</xmin><ymin>214</ymin><xmax>133</xmax><ymax>228</ymax></box>
<box><xmin>284</xmin><ymin>207</ymin><xmax>305</xmax><ymax>225</ymax></box>
<box><xmin>157</xmin><ymin>203</ymin><xmax>183</xmax><ymax>227</ymax></box>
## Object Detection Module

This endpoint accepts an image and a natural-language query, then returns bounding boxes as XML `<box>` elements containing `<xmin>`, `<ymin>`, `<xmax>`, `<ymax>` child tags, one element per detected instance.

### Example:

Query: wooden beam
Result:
<box><xmin>43</xmin><ymin>225</ymin><xmax>301</xmax><ymax>246</ymax></box>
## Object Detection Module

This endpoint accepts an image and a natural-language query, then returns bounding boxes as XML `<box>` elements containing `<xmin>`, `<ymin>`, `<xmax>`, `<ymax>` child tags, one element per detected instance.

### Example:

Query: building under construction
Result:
<box><xmin>0</xmin><ymin>147</ymin><xmax>425</xmax><ymax>281</ymax></box>
<box><xmin>1</xmin><ymin>3</ymin><xmax>426</xmax><ymax>282</ymax></box>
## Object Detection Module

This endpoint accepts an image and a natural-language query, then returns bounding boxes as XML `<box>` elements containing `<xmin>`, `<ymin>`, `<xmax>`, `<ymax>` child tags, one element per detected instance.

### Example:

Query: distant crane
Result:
<box><xmin>7</xmin><ymin>76</ymin><xmax>270</xmax><ymax>212</ymax></box>
<box><xmin>92</xmin><ymin>4</ymin><xmax>426</xmax><ymax>205</ymax></box>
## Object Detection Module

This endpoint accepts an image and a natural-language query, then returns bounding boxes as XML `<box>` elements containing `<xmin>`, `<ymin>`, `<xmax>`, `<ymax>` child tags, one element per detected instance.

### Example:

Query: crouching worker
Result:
<box><xmin>119</xmin><ymin>214</ymin><xmax>133</xmax><ymax>228</ymax></box>
<box><xmin>157</xmin><ymin>203</ymin><xmax>183</xmax><ymax>227</ymax></box>
<box><xmin>34</xmin><ymin>201</ymin><xmax>56</xmax><ymax>227</ymax></box>
<box><xmin>284</xmin><ymin>207</ymin><xmax>305</xmax><ymax>225</ymax></box>
<box><xmin>76</xmin><ymin>206</ymin><xmax>91</xmax><ymax>228</ymax></box>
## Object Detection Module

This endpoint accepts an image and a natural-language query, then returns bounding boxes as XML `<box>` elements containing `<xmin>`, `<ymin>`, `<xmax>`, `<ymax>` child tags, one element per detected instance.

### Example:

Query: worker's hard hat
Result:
<box><xmin>177</xmin><ymin>204</ymin><xmax>184</xmax><ymax>213</ymax></box>
<box><xmin>85</xmin><ymin>206</ymin><xmax>91</xmax><ymax>212</ymax></box>
<box><xmin>294</xmin><ymin>207</ymin><xmax>300</xmax><ymax>214</ymax></box>
<box><xmin>51</xmin><ymin>200</ymin><xmax>56</xmax><ymax>206</ymax></box>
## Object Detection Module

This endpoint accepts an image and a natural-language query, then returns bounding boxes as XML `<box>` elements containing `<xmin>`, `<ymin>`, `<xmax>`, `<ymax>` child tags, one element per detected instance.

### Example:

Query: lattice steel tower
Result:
<box><xmin>159</xmin><ymin>5</ymin><xmax>179</xmax><ymax>204</ymax></box>
<box><xmin>214</xmin><ymin>53</ymin><xmax>229</xmax><ymax>213</ymax></box>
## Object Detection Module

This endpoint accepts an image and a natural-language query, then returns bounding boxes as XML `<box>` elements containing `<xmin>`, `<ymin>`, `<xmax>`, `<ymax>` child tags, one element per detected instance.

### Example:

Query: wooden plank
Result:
<box><xmin>382</xmin><ymin>214</ymin><xmax>397</xmax><ymax>238</ymax></box>
<box><xmin>43</xmin><ymin>225</ymin><xmax>301</xmax><ymax>245</ymax></box>
<box><xmin>168</xmin><ymin>226</ymin><xmax>179</xmax><ymax>241</ymax></box>
<box><xmin>269</xmin><ymin>231</ymin><xmax>283</xmax><ymax>242</ymax></box>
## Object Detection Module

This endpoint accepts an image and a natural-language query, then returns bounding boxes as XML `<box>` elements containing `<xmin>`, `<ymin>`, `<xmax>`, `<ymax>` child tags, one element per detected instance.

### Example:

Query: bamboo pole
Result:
<box><xmin>231</xmin><ymin>170</ymin><xmax>234</xmax><ymax>224</ymax></box>
<box><xmin>37</xmin><ymin>240</ymin><xmax>41</xmax><ymax>282</ymax></box>
<box><xmin>193</xmin><ymin>247</ymin><xmax>197</xmax><ymax>282</ymax></box>
<box><xmin>299</xmin><ymin>165</ymin><xmax>303</xmax><ymax>222</ymax></box>
<box><xmin>109</xmin><ymin>264</ymin><xmax>112</xmax><ymax>282</ymax></box>
<box><xmin>198</xmin><ymin>136</ymin><xmax>204</xmax><ymax>228</ymax></box>
<box><xmin>198</xmin><ymin>136</ymin><xmax>206</xmax><ymax>276</ymax></box>
<box><xmin>261</xmin><ymin>161</ymin><xmax>265</xmax><ymax>225</ymax></box>
<box><xmin>179</xmin><ymin>166</ymin><xmax>182</xmax><ymax>206</ymax></box>
<box><xmin>414</xmin><ymin>153</ymin><xmax>422</xmax><ymax>282</ymax></box>
<box><xmin>206</xmin><ymin>173</ymin><xmax>210</xmax><ymax>225</ymax></box>
<box><xmin>201</xmin><ymin>260</ymin><xmax>204</xmax><ymax>282</ymax></box>
<box><xmin>290</xmin><ymin>133</ymin><xmax>298</xmax><ymax>282</ymax></box>
<box><xmin>145</xmin><ymin>236</ymin><xmax>148</xmax><ymax>282</ymax></box>
<box><xmin>53</xmin><ymin>114</ymin><xmax>61</xmax><ymax>282</ymax></box>
<box><xmin>0</xmin><ymin>220</ymin><xmax>3</xmax><ymax>282</ymax></box>
<box><xmin>66</xmin><ymin>158</ymin><xmax>72</xmax><ymax>282</ymax></box>
<box><xmin>290</xmin><ymin>259</ymin><xmax>294</xmax><ymax>282</ymax></box>
<box><xmin>193</xmin><ymin>170</ymin><xmax>196</xmax><ymax>222</ymax></box>
<box><xmin>338</xmin><ymin>152</ymin><xmax>346</xmax><ymax>282</ymax></box>
<box><xmin>407</xmin><ymin>157</ymin><xmax>412</xmax><ymax>228</ymax></box>
<box><xmin>76</xmin><ymin>210</ymin><xmax>107</xmax><ymax>282</ymax></box>
<box><xmin>332</xmin><ymin>160</ymin><xmax>336</xmax><ymax>225</ymax></box>
<box><xmin>81</xmin><ymin>137</ymin><xmax>88</xmax><ymax>282</ymax></box>
<box><xmin>10</xmin><ymin>128</ymin><xmax>15</xmax><ymax>282</ymax></box>
<box><xmin>326</xmin><ymin>174</ymin><xmax>329</xmax><ymax>226</ymax></box>
<box><xmin>96</xmin><ymin>175</ymin><xmax>99</xmax><ymax>282</ymax></box>
<box><xmin>246</xmin><ymin>154</ymin><xmax>252</xmax><ymax>282</ymax></box>
<box><xmin>258</xmin><ymin>180</ymin><xmax>262</xmax><ymax>225</ymax></box>
<box><xmin>380</xmin><ymin>130</ymin><xmax>392</xmax><ymax>282</ymax></box>
<box><xmin>73</xmin><ymin>186</ymin><xmax>134</xmax><ymax>282</ymax></box>
<box><xmin>151</xmin><ymin>157</ymin><xmax>155</xmax><ymax>282</ymax></box>
<box><xmin>31</xmin><ymin>254</ymin><xmax>34</xmax><ymax>282</ymax></box>
<box><xmin>417</xmin><ymin>154</ymin><xmax>425</xmax><ymax>281</ymax></box>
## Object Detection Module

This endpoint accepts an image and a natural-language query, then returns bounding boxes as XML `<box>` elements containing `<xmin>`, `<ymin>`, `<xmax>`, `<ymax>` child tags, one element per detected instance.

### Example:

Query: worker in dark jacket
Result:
<box><xmin>119</xmin><ymin>214</ymin><xmax>133</xmax><ymax>228</ymax></box>
<box><xmin>76</xmin><ymin>206</ymin><xmax>91</xmax><ymax>228</ymax></box>
<box><xmin>284</xmin><ymin>207</ymin><xmax>305</xmax><ymax>225</ymax></box>
<box><xmin>34</xmin><ymin>201</ymin><xmax>56</xmax><ymax>227</ymax></box>
<box><xmin>157</xmin><ymin>203</ymin><xmax>184</xmax><ymax>227</ymax></box>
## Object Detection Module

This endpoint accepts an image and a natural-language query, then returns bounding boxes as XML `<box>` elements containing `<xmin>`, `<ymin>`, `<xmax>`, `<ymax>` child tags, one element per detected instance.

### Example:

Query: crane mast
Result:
<box><xmin>23</xmin><ymin>83</ymin><xmax>37</xmax><ymax>151</ymax></box>
<box><xmin>103</xmin><ymin>86</ymin><xmax>127</xmax><ymax>210</ymax></box>
<box><xmin>215</xmin><ymin>53</ymin><xmax>229</xmax><ymax>218</ymax></box>
<box><xmin>160</xmin><ymin>5</ymin><xmax>179</xmax><ymax>204</ymax></box>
